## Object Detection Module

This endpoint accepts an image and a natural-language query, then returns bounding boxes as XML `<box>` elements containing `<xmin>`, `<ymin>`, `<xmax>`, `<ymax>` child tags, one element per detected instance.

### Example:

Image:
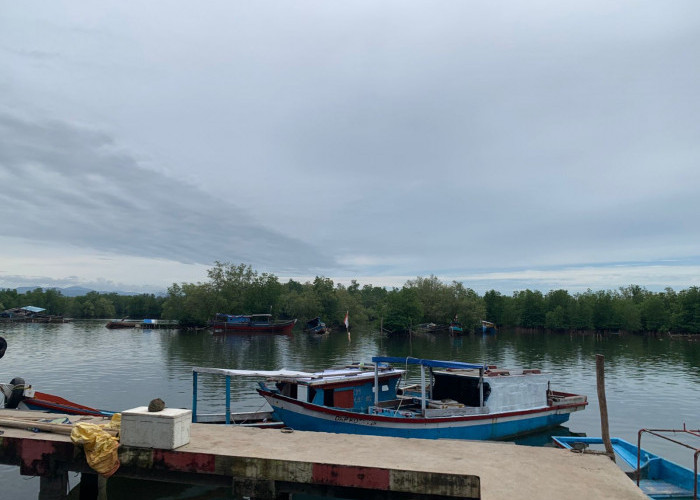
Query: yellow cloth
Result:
<box><xmin>70</xmin><ymin>418</ymin><xmax>121</xmax><ymax>477</ymax></box>
<box><xmin>105</xmin><ymin>413</ymin><xmax>121</xmax><ymax>431</ymax></box>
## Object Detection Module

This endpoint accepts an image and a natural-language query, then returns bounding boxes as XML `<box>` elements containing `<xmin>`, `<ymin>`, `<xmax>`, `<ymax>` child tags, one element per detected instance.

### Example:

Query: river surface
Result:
<box><xmin>0</xmin><ymin>320</ymin><xmax>698</xmax><ymax>499</ymax></box>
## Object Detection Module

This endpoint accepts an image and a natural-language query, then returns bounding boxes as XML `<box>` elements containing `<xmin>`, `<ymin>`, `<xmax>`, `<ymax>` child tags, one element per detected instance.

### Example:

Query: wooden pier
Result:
<box><xmin>0</xmin><ymin>409</ymin><xmax>647</xmax><ymax>500</ymax></box>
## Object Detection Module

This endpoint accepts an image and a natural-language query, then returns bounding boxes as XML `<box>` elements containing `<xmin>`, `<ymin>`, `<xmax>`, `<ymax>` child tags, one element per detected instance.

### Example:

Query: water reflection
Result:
<box><xmin>1</xmin><ymin>322</ymin><xmax>699</xmax><ymax>499</ymax></box>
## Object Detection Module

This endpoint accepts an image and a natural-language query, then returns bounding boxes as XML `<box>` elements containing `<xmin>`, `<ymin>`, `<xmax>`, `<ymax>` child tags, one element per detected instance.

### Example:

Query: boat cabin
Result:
<box><xmin>371</xmin><ymin>357</ymin><xmax>552</xmax><ymax>417</ymax></box>
<box><xmin>431</xmin><ymin>367</ymin><xmax>549</xmax><ymax>412</ymax></box>
<box><xmin>271</xmin><ymin>364</ymin><xmax>403</xmax><ymax>411</ymax></box>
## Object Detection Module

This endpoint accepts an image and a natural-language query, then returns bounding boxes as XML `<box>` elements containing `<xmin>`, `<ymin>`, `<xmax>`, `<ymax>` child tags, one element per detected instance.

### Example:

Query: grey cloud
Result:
<box><xmin>0</xmin><ymin>112</ymin><xmax>334</xmax><ymax>271</ymax></box>
<box><xmin>2</xmin><ymin>2</ymin><xmax>700</xmax><ymax>291</ymax></box>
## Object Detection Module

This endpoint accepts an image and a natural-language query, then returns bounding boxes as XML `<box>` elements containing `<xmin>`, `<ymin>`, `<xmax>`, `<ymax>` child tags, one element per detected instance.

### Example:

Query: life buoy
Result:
<box><xmin>5</xmin><ymin>377</ymin><xmax>26</xmax><ymax>409</ymax></box>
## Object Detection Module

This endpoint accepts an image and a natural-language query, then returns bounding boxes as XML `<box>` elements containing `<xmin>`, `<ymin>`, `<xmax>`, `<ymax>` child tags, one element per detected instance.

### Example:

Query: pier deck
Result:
<box><xmin>0</xmin><ymin>409</ymin><xmax>647</xmax><ymax>499</ymax></box>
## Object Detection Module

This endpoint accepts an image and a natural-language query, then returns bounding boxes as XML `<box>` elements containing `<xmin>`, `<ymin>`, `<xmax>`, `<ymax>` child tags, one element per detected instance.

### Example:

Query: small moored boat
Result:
<box><xmin>303</xmin><ymin>317</ymin><xmax>329</xmax><ymax>335</ymax></box>
<box><xmin>448</xmin><ymin>320</ymin><xmax>463</xmax><ymax>335</ymax></box>
<box><xmin>481</xmin><ymin>320</ymin><xmax>497</xmax><ymax>334</ymax></box>
<box><xmin>105</xmin><ymin>319</ymin><xmax>139</xmax><ymax>329</ymax></box>
<box><xmin>209</xmin><ymin>313</ymin><xmax>297</xmax><ymax>335</ymax></box>
<box><xmin>194</xmin><ymin>357</ymin><xmax>588</xmax><ymax>440</ymax></box>
<box><xmin>553</xmin><ymin>428</ymin><xmax>700</xmax><ymax>500</ymax></box>
<box><xmin>1</xmin><ymin>378</ymin><xmax>115</xmax><ymax>417</ymax></box>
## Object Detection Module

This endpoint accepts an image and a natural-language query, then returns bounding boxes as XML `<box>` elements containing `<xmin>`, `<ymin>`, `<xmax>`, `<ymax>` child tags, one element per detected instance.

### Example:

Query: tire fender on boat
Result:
<box><xmin>4</xmin><ymin>377</ymin><xmax>26</xmax><ymax>409</ymax></box>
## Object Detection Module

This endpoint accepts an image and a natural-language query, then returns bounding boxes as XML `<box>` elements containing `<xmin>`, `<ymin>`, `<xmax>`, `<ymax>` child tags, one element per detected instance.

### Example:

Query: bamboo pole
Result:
<box><xmin>0</xmin><ymin>418</ymin><xmax>118</xmax><ymax>436</ymax></box>
<box><xmin>0</xmin><ymin>418</ymin><xmax>75</xmax><ymax>434</ymax></box>
<box><xmin>596</xmin><ymin>354</ymin><xmax>615</xmax><ymax>462</ymax></box>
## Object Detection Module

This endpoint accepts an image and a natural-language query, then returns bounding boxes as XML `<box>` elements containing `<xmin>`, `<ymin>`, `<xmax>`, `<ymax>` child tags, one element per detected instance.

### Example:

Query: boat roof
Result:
<box><xmin>22</xmin><ymin>306</ymin><xmax>46</xmax><ymax>313</ymax></box>
<box><xmin>194</xmin><ymin>365</ymin><xmax>404</xmax><ymax>382</ymax></box>
<box><xmin>195</xmin><ymin>367</ymin><xmax>317</xmax><ymax>378</ymax></box>
<box><xmin>372</xmin><ymin>356</ymin><xmax>485</xmax><ymax>370</ymax></box>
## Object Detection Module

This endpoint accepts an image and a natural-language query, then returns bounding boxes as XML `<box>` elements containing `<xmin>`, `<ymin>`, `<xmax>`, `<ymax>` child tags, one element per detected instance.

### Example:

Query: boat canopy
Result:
<box><xmin>193</xmin><ymin>367</ymin><xmax>317</xmax><ymax>378</ymax></box>
<box><xmin>21</xmin><ymin>306</ymin><xmax>46</xmax><ymax>313</ymax></box>
<box><xmin>372</xmin><ymin>356</ymin><xmax>485</xmax><ymax>370</ymax></box>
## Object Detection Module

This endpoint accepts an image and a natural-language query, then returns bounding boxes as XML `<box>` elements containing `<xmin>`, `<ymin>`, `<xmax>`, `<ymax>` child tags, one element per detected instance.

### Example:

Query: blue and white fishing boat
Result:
<box><xmin>448</xmin><ymin>320</ymin><xmax>463</xmax><ymax>335</ymax></box>
<box><xmin>207</xmin><ymin>356</ymin><xmax>587</xmax><ymax>440</ymax></box>
<box><xmin>303</xmin><ymin>317</ymin><xmax>330</xmax><ymax>335</ymax></box>
<box><xmin>481</xmin><ymin>320</ymin><xmax>497</xmax><ymax>335</ymax></box>
<box><xmin>553</xmin><ymin>429</ymin><xmax>700</xmax><ymax>499</ymax></box>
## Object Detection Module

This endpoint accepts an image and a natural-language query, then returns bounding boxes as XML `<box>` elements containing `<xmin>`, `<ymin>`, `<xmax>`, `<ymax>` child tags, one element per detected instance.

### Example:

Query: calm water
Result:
<box><xmin>1</xmin><ymin>321</ymin><xmax>699</xmax><ymax>499</ymax></box>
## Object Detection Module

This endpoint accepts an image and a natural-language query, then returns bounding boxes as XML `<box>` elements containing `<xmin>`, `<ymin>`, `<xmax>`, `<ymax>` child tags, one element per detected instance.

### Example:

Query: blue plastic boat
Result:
<box><xmin>553</xmin><ymin>433</ymin><xmax>700</xmax><ymax>499</ymax></box>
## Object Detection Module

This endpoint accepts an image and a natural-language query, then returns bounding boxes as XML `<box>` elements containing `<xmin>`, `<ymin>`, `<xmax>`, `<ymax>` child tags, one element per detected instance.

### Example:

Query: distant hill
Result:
<box><xmin>13</xmin><ymin>286</ymin><xmax>150</xmax><ymax>297</ymax></box>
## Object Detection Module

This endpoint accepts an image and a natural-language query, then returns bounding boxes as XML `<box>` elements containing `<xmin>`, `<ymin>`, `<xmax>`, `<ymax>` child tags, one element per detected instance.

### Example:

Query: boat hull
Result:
<box><xmin>18</xmin><ymin>391</ymin><xmax>113</xmax><ymax>417</ymax></box>
<box><xmin>259</xmin><ymin>389</ymin><xmax>584</xmax><ymax>440</ymax></box>
<box><xmin>211</xmin><ymin>319</ymin><xmax>296</xmax><ymax>335</ymax></box>
<box><xmin>307</xmin><ymin>326</ymin><xmax>329</xmax><ymax>335</ymax></box>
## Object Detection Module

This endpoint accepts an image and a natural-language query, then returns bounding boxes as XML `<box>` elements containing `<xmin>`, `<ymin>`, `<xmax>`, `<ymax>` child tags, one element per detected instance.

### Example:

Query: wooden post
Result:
<box><xmin>39</xmin><ymin>473</ymin><xmax>68</xmax><ymax>500</ymax></box>
<box><xmin>79</xmin><ymin>473</ymin><xmax>98</xmax><ymax>500</ymax></box>
<box><xmin>596</xmin><ymin>354</ymin><xmax>615</xmax><ymax>462</ymax></box>
<box><xmin>98</xmin><ymin>476</ymin><xmax>108</xmax><ymax>500</ymax></box>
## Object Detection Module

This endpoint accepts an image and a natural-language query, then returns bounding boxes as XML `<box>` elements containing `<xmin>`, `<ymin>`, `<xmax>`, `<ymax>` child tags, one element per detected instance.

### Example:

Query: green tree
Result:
<box><xmin>279</xmin><ymin>285</ymin><xmax>322</xmax><ymax>322</ymax></box>
<box><xmin>450</xmin><ymin>282</ymin><xmax>485</xmax><ymax>332</ymax></box>
<box><xmin>670</xmin><ymin>287</ymin><xmax>700</xmax><ymax>333</ymax></box>
<box><xmin>544</xmin><ymin>290</ymin><xmax>573</xmax><ymax>330</ymax></box>
<box><xmin>592</xmin><ymin>290</ymin><xmax>616</xmax><ymax>330</ymax></box>
<box><xmin>514</xmin><ymin>290</ymin><xmax>545</xmax><ymax>329</ymax></box>
<box><xmin>162</xmin><ymin>282</ymin><xmax>217</xmax><ymax>326</ymax></box>
<box><xmin>483</xmin><ymin>290</ymin><xmax>505</xmax><ymax>326</ymax></box>
<box><xmin>405</xmin><ymin>275</ymin><xmax>452</xmax><ymax>323</ymax></box>
<box><xmin>614</xmin><ymin>300</ymin><xmax>641</xmax><ymax>332</ymax></box>
<box><xmin>383</xmin><ymin>288</ymin><xmax>423</xmax><ymax>333</ymax></box>
<box><xmin>641</xmin><ymin>294</ymin><xmax>669</xmax><ymax>332</ymax></box>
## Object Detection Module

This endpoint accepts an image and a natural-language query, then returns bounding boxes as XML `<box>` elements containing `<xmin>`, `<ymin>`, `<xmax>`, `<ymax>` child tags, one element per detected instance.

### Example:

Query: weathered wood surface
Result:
<box><xmin>0</xmin><ymin>409</ymin><xmax>647</xmax><ymax>500</ymax></box>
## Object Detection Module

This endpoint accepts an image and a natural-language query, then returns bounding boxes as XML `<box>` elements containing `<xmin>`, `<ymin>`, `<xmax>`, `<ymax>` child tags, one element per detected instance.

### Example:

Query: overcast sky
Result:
<box><xmin>1</xmin><ymin>1</ymin><xmax>699</xmax><ymax>295</ymax></box>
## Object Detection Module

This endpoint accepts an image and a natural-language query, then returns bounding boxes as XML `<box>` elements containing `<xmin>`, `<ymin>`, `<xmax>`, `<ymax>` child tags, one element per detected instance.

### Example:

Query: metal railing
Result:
<box><xmin>637</xmin><ymin>424</ymin><xmax>700</xmax><ymax>499</ymax></box>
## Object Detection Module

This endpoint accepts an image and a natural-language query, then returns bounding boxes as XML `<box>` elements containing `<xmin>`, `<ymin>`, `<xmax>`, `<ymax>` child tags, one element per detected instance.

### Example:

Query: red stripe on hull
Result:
<box><xmin>23</xmin><ymin>392</ymin><xmax>109</xmax><ymax>416</ymax></box>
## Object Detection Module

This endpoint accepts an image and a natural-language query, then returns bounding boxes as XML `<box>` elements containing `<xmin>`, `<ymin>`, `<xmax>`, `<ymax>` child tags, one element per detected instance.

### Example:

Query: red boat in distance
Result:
<box><xmin>209</xmin><ymin>314</ymin><xmax>297</xmax><ymax>335</ymax></box>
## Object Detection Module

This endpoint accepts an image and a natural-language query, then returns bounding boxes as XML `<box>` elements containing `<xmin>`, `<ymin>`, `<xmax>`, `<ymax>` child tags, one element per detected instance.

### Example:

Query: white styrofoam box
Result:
<box><xmin>120</xmin><ymin>406</ymin><xmax>192</xmax><ymax>449</ymax></box>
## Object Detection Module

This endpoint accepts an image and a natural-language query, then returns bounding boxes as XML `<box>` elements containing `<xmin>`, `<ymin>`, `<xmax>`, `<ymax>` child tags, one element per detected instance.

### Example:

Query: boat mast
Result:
<box><xmin>479</xmin><ymin>366</ymin><xmax>484</xmax><ymax>407</ymax></box>
<box><xmin>374</xmin><ymin>363</ymin><xmax>379</xmax><ymax>407</ymax></box>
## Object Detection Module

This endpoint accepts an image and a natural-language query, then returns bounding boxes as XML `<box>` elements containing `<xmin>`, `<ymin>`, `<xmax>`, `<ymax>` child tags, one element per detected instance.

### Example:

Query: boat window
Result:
<box><xmin>297</xmin><ymin>385</ymin><xmax>308</xmax><ymax>402</ymax></box>
<box><xmin>323</xmin><ymin>388</ymin><xmax>334</xmax><ymax>406</ymax></box>
<box><xmin>276</xmin><ymin>381</ymin><xmax>297</xmax><ymax>399</ymax></box>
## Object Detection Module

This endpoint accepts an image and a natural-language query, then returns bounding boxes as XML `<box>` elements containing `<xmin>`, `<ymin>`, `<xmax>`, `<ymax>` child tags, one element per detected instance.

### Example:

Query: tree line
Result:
<box><xmin>2</xmin><ymin>262</ymin><xmax>699</xmax><ymax>334</ymax></box>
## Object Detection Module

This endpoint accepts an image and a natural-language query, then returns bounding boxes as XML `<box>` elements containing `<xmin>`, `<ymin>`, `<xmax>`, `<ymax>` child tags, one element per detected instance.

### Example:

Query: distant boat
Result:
<box><xmin>106</xmin><ymin>318</ymin><xmax>179</xmax><ymax>329</ymax></box>
<box><xmin>448</xmin><ymin>320</ymin><xmax>464</xmax><ymax>335</ymax></box>
<box><xmin>199</xmin><ymin>357</ymin><xmax>587</xmax><ymax>440</ymax></box>
<box><xmin>105</xmin><ymin>319</ymin><xmax>139</xmax><ymax>329</ymax></box>
<box><xmin>0</xmin><ymin>306</ymin><xmax>68</xmax><ymax>323</ymax></box>
<box><xmin>553</xmin><ymin>430</ymin><xmax>700</xmax><ymax>500</ymax></box>
<box><xmin>304</xmin><ymin>317</ymin><xmax>329</xmax><ymax>335</ymax></box>
<box><xmin>209</xmin><ymin>313</ymin><xmax>297</xmax><ymax>335</ymax></box>
<box><xmin>481</xmin><ymin>320</ymin><xmax>497</xmax><ymax>335</ymax></box>
<box><xmin>414</xmin><ymin>323</ymin><xmax>449</xmax><ymax>334</ymax></box>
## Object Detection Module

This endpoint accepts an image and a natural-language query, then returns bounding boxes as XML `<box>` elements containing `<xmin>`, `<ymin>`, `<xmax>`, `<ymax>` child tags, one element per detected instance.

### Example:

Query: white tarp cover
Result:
<box><xmin>485</xmin><ymin>373</ymin><xmax>549</xmax><ymax>412</ymax></box>
<box><xmin>194</xmin><ymin>367</ymin><xmax>317</xmax><ymax>378</ymax></box>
